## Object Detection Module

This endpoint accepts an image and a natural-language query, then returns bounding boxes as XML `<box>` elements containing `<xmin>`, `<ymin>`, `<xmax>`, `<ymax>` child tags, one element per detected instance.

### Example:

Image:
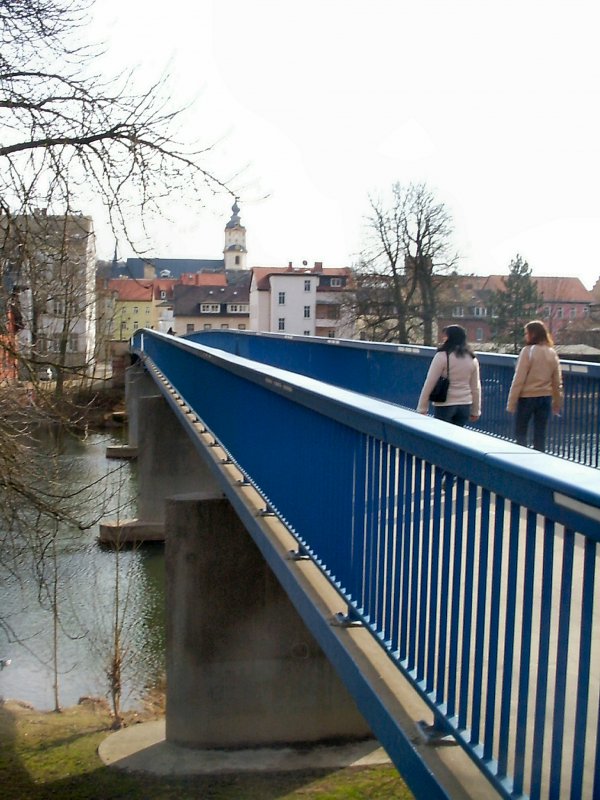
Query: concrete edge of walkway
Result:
<box><xmin>98</xmin><ymin>719</ymin><xmax>392</xmax><ymax>776</ymax></box>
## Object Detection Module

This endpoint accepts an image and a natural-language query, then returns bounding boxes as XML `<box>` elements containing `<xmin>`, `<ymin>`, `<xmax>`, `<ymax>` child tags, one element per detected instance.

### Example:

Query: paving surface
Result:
<box><xmin>98</xmin><ymin>720</ymin><xmax>391</xmax><ymax>776</ymax></box>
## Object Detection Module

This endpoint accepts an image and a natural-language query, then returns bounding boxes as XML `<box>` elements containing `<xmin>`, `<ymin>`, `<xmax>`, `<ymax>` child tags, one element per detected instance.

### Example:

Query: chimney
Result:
<box><xmin>314</xmin><ymin>261</ymin><xmax>323</xmax><ymax>272</ymax></box>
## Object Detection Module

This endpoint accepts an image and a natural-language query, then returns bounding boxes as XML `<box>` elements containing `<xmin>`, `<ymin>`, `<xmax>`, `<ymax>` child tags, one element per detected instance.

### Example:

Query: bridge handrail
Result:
<box><xmin>132</xmin><ymin>328</ymin><xmax>600</xmax><ymax>800</ymax></box>
<box><xmin>185</xmin><ymin>329</ymin><xmax>600</xmax><ymax>468</ymax></box>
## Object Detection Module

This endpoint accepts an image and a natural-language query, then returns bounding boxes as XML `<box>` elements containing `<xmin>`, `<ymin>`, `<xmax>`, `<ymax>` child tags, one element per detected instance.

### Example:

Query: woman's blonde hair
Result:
<box><xmin>525</xmin><ymin>320</ymin><xmax>554</xmax><ymax>346</ymax></box>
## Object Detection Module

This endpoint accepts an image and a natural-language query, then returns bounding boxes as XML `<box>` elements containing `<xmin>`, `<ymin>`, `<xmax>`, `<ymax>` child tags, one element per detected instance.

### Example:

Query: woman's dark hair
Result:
<box><xmin>525</xmin><ymin>319</ymin><xmax>554</xmax><ymax>346</ymax></box>
<box><xmin>438</xmin><ymin>324</ymin><xmax>475</xmax><ymax>358</ymax></box>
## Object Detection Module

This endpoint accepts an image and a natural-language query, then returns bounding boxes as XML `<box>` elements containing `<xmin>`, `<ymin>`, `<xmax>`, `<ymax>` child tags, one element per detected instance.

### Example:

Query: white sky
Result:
<box><xmin>90</xmin><ymin>0</ymin><xmax>600</xmax><ymax>289</ymax></box>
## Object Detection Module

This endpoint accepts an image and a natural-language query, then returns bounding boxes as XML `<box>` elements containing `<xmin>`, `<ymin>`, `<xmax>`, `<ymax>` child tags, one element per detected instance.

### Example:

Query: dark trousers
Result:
<box><xmin>515</xmin><ymin>396</ymin><xmax>551</xmax><ymax>452</ymax></box>
<box><xmin>434</xmin><ymin>404</ymin><xmax>471</xmax><ymax>427</ymax></box>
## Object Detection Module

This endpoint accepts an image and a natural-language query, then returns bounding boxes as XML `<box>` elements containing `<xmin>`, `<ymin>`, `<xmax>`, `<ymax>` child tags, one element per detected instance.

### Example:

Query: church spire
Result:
<box><xmin>223</xmin><ymin>198</ymin><xmax>247</xmax><ymax>270</ymax></box>
<box><xmin>225</xmin><ymin>198</ymin><xmax>241</xmax><ymax>229</ymax></box>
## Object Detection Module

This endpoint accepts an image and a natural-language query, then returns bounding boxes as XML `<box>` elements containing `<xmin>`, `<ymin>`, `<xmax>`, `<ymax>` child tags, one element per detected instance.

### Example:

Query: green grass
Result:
<box><xmin>0</xmin><ymin>702</ymin><xmax>413</xmax><ymax>799</ymax></box>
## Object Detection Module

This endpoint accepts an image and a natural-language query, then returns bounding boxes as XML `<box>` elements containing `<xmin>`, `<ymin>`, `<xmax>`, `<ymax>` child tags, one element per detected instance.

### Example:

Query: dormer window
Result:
<box><xmin>330</xmin><ymin>277</ymin><xmax>342</xmax><ymax>287</ymax></box>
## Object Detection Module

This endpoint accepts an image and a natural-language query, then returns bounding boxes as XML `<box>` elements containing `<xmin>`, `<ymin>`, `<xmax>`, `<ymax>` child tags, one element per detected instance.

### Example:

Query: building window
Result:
<box><xmin>327</xmin><ymin>329</ymin><xmax>335</xmax><ymax>337</ymax></box>
<box><xmin>304</xmin><ymin>280</ymin><xmax>311</xmax><ymax>291</ymax></box>
<box><xmin>304</xmin><ymin>330</ymin><xmax>310</xmax><ymax>336</ymax></box>
<box><xmin>453</xmin><ymin>306</ymin><xmax>464</xmax><ymax>317</ymax></box>
<box><xmin>203</xmin><ymin>323</ymin><xmax>212</xmax><ymax>330</ymax></box>
<box><xmin>476</xmin><ymin>327</ymin><xmax>483</xmax><ymax>342</ymax></box>
<box><xmin>278</xmin><ymin>317</ymin><xmax>285</xmax><ymax>331</ymax></box>
<box><xmin>52</xmin><ymin>298</ymin><xmax>64</xmax><ymax>316</ymax></box>
<box><xmin>474</xmin><ymin>307</ymin><xmax>487</xmax><ymax>317</ymax></box>
<box><xmin>543</xmin><ymin>306</ymin><xmax>550</xmax><ymax>317</ymax></box>
<box><xmin>146</xmin><ymin>307</ymin><xmax>150</xmax><ymax>315</ymax></box>
<box><xmin>133</xmin><ymin>320</ymin><xmax>138</xmax><ymax>329</ymax></box>
<box><xmin>237</xmin><ymin>324</ymin><xmax>246</xmax><ymax>330</ymax></box>
<box><xmin>569</xmin><ymin>307</ymin><xmax>577</xmax><ymax>318</ymax></box>
<box><xmin>227</xmin><ymin>304</ymin><xmax>248</xmax><ymax>313</ymax></box>
<box><xmin>186</xmin><ymin>323</ymin><xmax>195</xmax><ymax>333</ymax></box>
<box><xmin>235</xmin><ymin>255</ymin><xmax>240</xmax><ymax>265</ymax></box>
<box><xmin>67</xmin><ymin>333</ymin><xmax>80</xmax><ymax>352</ymax></box>
<box><xmin>220</xmin><ymin>323</ymin><xmax>229</xmax><ymax>329</ymax></box>
<box><xmin>278</xmin><ymin>292</ymin><xmax>286</xmax><ymax>305</ymax></box>
<box><xmin>584</xmin><ymin>306</ymin><xmax>590</xmax><ymax>317</ymax></box>
<box><xmin>557</xmin><ymin>306</ymin><xmax>564</xmax><ymax>318</ymax></box>
<box><xmin>200</xmin><ymin>303</ymin><xmax>221</xmax><ymax>313</ymax></box>
<box><xmin>133</xmin><ymin>306</ymin><xmax>138</xmax><ymax>314</ymax></box>
<box><xmin>304</xmin><ymin>305</ymin><xmax>310</xmax><ymax>318</ymax></box>
<box><xmin>330</xmin><ymin>277</ymin><xmax>342</xmax><ymax>287</ymax></box>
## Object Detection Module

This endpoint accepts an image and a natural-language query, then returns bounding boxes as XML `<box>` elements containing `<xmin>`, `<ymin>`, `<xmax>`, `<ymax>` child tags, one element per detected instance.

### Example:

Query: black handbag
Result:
<box><xmin>429</xmin><ymin>352</ymin><xmax>450</xmax><ymax>403</ymax></box>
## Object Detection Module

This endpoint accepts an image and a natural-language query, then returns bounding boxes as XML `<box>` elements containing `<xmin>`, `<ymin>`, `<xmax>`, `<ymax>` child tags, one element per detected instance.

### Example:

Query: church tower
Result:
<box><xmin>223</xmin><ymin>199</ymin><xmax>247</xmax><ymax>270</ymax></box>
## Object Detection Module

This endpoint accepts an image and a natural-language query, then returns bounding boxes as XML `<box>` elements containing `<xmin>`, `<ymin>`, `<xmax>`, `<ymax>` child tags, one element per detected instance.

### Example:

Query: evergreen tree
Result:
<box><xmin>490</xmin><ymin>255</ymin><xmax>544</xmax><ymax>353</ymax></box>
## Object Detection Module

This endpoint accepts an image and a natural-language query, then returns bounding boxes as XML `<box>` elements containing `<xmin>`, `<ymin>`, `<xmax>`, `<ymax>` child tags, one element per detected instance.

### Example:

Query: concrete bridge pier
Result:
<box><xmin>165</xmin><ymin>494</ymin><xmax>372</xmax><ymax>748</ymax></box>
<box><xmin>100</xmin><ymin>372</ymin><xmax>222</xmax><ymax>543</ymax></box>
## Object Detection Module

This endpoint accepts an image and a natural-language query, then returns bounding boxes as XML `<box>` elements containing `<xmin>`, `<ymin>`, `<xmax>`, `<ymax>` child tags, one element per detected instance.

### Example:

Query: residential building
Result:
<box><xmin>249</xmin><ymin>262</ymin><xmax>353</xmax><ymax>337</ymax></box>
<box><xmin>107</xmin><ymin>279</ymin><xmax>154</xmax><ymax>341</ymax></box>
<box><xmin>1</xmin><ymin>210</ymin><xmax>97</xmax><ymax>373</ymax></box>
<box><xmin>172</xmin><ymin>274</ymin><xmax>251</xmax><ymax>335</ymax></box>
<box><xmin>438</xmin><ymin>275</ymin><xmax>594</xmax><ymax>345</ymax></box>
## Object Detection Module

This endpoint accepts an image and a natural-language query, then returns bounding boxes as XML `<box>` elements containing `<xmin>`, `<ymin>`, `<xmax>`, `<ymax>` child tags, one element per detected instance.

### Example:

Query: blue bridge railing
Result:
<box><xmin>186</xmin><ymin>330</ymin><xmax>600</xmax><ymax>468</ymax></box>
<box><xmin>132</xmin><ymin>329</ymin><xmax>600</xmax><ymax>800</ymax></box>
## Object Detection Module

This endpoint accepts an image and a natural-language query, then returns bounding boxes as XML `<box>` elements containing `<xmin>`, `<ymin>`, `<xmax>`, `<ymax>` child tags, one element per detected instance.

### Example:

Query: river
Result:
<box><xmin>0</xmin><ymin>428</ymin><xmax>165</xmax><ymax>711</ymax></box>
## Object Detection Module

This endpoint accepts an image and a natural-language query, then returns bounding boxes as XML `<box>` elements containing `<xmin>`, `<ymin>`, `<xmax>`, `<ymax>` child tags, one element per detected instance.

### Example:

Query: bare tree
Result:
<box><xmin>353</xmin><ymin>183</ymin><xmax>458</xmax><ymax>345</ymax></box>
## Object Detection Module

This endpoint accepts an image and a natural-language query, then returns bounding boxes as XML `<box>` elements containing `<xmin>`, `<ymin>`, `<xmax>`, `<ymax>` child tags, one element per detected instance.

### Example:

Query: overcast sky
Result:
<box><xmin>90</xmin><ymin>0</ymin><xmax>600</xmax><ymax>289</ymax></box>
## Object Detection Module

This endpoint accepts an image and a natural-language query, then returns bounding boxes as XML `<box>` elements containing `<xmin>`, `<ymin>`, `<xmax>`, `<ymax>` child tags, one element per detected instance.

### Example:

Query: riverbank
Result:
<box><xmin>0</xmin><ymin>700</ymin><xmax>412</xmax><ymax>800</ymax></box>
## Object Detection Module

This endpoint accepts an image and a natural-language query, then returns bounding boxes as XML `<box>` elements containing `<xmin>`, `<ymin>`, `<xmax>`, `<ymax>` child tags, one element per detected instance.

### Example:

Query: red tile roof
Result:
<box><xmin>108</xmin><ymin>279</ymin><xmax>154</xmax><ymax>302</ymax></box>
<box><xmin>447</xmin><ymin>275</ymin><xmax>593</xmax><ymax>303</ymax></box>
<box><xmin>179</xmin><ymin>272</ymin><xmax>228</xmax><ymax>286</ymax></box>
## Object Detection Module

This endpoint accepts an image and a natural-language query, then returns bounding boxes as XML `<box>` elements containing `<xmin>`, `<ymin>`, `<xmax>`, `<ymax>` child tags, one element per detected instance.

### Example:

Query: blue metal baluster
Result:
<box><xmin>408</xmin><ymin>457</ymin><xmax>423</xmax><ymax>674</ymax></box>
<box><xmin>349</xmin><ymin>433</ymin><xmax>369</xmax><ymax>615</ymax></box>
<box><xmin>497</xmin><ymin>502</ymin><xmax>521</xmax><ymax>779</ymax></box>
<box><xmin>458</xmin><ymin>481</ymin><xmax>478</xmax><ymax>733</ymax></box>
<box><xmin>416</xmin><ymin>463</ymin><xmax>433</xmax><ymax>684</ymax></box>
<box><xmin>447</xmin><ymin>476</ymin><xmax>465</xmax><ymax>722</ymax></box>
<box><xmin>390</xmin><ymin>450</ymin><xmax>408</xmax><ymax>656</ymax></box>
<box><xmin>548</xmin><ymin>528</ymin><xmax>575</xmax><ymax>800</ymax></box>
<box><xmin>530</xmin><ymin>518</ymin><xmax>555</xmax><ymax>800</ymax></box>
<box><xmin>483</xmin><ymin>495</ymin><xmax>505</xmax><ymax>762</ymax></box>
<box><xmin>512</xmin><ymin>509</ymin><xmax>537</xmax><ymax>796</ymax></box>
<box><xmin>569</xmin><ymin>536</ymin><xmax>596</xmax><ymax>799</ymax></box>
<box><xmin>365</xmin><ymin>439</ymin><xmax>382</xmax><ymax>625</ymax></box>
<box><xmin>383</xmin><ymin>445</ymin><xmax>398</xmax><ymax>648</ymax></box>
<box><xmin>376</xmin><ymin>442</ymin><xmax>390</xmax><ymax>643</ymax></box>
<box><xmin>426</xmin><ymin>466</ymin><xmax>444</xmax><ymax>695</ymax></box>
<box><xmin>470</xmin><ymin>487</ymin><xmax>491</xmax><ymax>747</ymax></box>
<box><xmin>435</xmin><ymin>468</ymin><xmax>454</xmax><ymax>706</ymax></box>
<box><xmin>399</xmin><ymin>452</ymin><xmax>414</xmax><ymax>665</ymax></box>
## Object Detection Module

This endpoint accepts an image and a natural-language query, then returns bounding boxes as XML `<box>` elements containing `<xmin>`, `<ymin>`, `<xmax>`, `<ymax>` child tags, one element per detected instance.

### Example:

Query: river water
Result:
<box><xmin>0</xmin><ymin>429</ymin><xmax>165</xmax><ymax>711</ymax></box>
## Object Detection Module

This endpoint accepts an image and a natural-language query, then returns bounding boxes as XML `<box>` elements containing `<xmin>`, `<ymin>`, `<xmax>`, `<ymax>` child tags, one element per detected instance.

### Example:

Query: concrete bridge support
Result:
<box><xmin>100</xmin><ymin>365</ymin><xmax>222</xmax><ymax>543</ymax></box>
<box><xmin>165</xmin><ymin>494</ymin><xmax>372</xmax><ymax>748</ymax></box>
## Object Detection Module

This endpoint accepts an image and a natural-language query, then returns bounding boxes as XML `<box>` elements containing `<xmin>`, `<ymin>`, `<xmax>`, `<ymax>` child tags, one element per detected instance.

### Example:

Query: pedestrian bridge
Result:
<box><xmin>130</xmin><ymin>328</ymin><xmax>600</xmax><ymax>800</ymax></box>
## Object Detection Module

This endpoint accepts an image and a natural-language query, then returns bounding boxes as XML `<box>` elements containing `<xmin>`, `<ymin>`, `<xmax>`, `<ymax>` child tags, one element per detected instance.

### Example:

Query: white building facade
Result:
<box><xmin>249</xmin><ymin>263</ymin><xmax>354</xmax><ymax>338</ymax></box>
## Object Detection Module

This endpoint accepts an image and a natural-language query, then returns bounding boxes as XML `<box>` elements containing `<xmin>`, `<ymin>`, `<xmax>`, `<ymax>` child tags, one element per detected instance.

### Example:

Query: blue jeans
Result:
<box><xmin>434</xmin><ymin>404</ymin><xmax>471</xmax><ymax>427</ymax></box>
<box><xmin>515</xmin><ymin>396</ymin><xmax>551</xmax><ymax>452</ymax></box>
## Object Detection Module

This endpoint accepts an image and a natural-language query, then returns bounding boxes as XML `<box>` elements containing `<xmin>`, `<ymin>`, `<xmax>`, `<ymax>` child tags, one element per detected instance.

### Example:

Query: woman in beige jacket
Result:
<box><xmin>417</xmin><ymin>325</ymin><xmax>481</xmax><ymax>426</ymax></box>
<box><xmin>506</xmin><ymin>320</ymin><xmax>563</xmax><ymax>452</ymax></box>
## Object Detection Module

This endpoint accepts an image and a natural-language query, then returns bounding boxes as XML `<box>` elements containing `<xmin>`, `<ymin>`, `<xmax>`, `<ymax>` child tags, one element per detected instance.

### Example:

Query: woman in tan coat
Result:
<box><xmin>506</xmin><ymin>320</ymin><xmax>563</xmax><ymax>452</ymax></box>
<box><xmin>417</xmin><ymin>324</ymin><xmax>481</xmax><ymax>426</ymax></box>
